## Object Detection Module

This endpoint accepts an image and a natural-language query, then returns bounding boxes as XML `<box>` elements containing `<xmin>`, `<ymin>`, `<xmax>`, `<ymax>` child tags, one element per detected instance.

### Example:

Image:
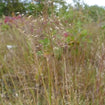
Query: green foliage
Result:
<box><xmin>26</xmin><ymin>3</ymin><xmax>44</xmax><ymax>16</ymax></box>
<box><xmin>0</xmin><ymin>0</ymin><xmax>26</xmax><ymax>16</ymax></box>
<box><xmin>83</xmin><ymin>5</ymin><xmax>105</xmax><ymax>21</ymax></box>
<box><xmin>0</xmin><ymin>3</ymin><xmax>5</xmax><ymax>17</ymax></box>
<box><xmin>39</xmin><ymin>38</ymin><xmax>50</xmax><ymax>47</ymax></box>
<box><xmin>0</xmin><ymin>0</ymin><xmax>67</xmax><ymax>17</ymax></box>
<box><xmin>58</xmin><ymin>0</ymin><xmax>105</xmax><ymax>23</ymax></box>
<box><xmin>1</xmin><ymin>24</ymin><xmax>10</xmax><ymax>31</ymax></box>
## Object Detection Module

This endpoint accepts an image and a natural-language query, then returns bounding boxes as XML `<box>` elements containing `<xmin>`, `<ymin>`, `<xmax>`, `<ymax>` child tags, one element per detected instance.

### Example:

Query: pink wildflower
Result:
<box><xmin>4</xmin><ymin>15</ymin><xmax>21</xmax><ymax>23</ymax></box>
<box><xmin>64</xmin><ymin>32</ymin><xmax>68</xmax><ymax>37</ymax></box>
<box><xmin>12</xmin><ymin>17</ymin><xmax>16</xmax><ymax>20</ymax></box>
<box><xmin>4</xmin><ymin>16</ymin><xmax>11</xmax><ymax>23</ymax></box>
<box><xmin>16</xmin><ymin>15</ymin><xmax>21</xmax><ymax>19</ymax></box>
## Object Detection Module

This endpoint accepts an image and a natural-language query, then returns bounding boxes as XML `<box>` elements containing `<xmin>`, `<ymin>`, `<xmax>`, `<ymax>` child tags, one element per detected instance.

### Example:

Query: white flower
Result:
<box><xmin>55</xmin><ymin>26</ymin><xmax>59</xmax><ymax>30</ymax></box>
<box><xmin>7</xmin><ymin>45</ymin><xmax>16</xmax><ymax>49</ymax></box>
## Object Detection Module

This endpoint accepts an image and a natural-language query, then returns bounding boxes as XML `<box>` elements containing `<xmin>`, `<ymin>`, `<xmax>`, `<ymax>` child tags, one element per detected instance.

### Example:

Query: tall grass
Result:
<box><xmin>0</xmin><ymin>9</ymin><xmax>105</xmax><ymax>105</ymax></box>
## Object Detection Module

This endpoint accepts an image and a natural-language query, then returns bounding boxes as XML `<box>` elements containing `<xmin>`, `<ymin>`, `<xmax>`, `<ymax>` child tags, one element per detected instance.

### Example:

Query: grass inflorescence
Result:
<box><xmin>0</xmin><ymin>9</ymin><xmax>105</xmax><ymax>105</ymax></box>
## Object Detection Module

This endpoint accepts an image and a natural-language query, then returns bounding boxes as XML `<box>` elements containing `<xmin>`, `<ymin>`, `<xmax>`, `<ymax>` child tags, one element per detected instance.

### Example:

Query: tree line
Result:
<box><xmin>0</xmin><ymin>0</ymin><xmax>66</xmax><ymax>17</ymax></box>
<box><xmin>0</xmin><ymin>0</ymin><xmax>105</xmax><ymax>22</ymax></box>
<box><xmin>0</xmin><ymin>0</ymin><xmax>27</xmax><ymax>16</ymax></box>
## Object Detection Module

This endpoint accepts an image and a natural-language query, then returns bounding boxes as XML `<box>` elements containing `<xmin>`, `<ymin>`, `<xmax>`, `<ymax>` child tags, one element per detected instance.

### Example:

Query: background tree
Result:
<box><xmin>0</xmin><ymin>0</ymin><xmax>26</xmax><ymax>16</ymax></box>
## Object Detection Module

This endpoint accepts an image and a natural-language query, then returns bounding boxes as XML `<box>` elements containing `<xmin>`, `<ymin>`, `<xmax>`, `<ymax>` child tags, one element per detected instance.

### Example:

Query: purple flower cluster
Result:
<box><xmin>4</xmin><ymin>15</ymin><xmax>21</xmax><ymax>23</ymax></box>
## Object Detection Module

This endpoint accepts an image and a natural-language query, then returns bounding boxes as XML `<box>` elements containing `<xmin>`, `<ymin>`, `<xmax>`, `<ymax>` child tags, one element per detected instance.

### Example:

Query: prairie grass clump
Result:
<box><xmin>0</xmin><ymin>11</ymin><xmax>105</xmax><ymax>105</ymax></box>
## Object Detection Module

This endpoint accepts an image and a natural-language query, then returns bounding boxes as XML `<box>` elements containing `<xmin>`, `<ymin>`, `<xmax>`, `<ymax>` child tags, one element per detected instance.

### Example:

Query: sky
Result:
<box><xmin>66</xmin><ymin>0</ymin><xmax>105</xmax><ymax>7</ymax></box>
<box><xmin>25</xmin><ymin>0</ymin><xmax>105</xmax><ymax>7</ymax></box>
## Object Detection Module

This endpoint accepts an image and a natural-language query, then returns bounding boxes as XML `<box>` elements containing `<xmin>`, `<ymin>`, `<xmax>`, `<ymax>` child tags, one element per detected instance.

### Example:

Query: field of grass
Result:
<box><xmin>0</xmin><ymin>11</ymin><xmax>105</xmax><ymax>105</ymax></box>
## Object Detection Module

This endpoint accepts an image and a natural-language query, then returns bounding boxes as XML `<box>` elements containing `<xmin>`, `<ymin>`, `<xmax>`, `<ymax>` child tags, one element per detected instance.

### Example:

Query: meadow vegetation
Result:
<box><xmin>0</xmin><ymin>1</ymin><xmax>105</xmax><ymax>105</ymax></box>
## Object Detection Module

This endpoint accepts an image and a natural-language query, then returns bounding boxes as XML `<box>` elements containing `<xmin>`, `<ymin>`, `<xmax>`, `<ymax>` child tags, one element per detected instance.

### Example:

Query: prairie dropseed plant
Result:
<box><xmin>0</xmin><ymin>4</ymin><xmax>105</xmax><ymax>105</ymax></box>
